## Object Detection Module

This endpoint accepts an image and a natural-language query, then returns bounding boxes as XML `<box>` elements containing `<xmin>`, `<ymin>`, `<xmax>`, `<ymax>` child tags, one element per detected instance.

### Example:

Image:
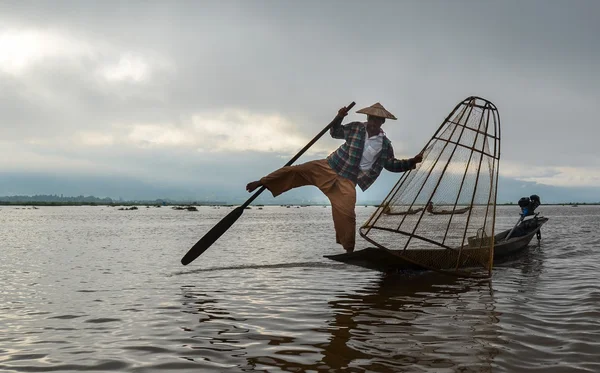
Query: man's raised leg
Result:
<box><xmin>247</xmin><ymin>160</ymin><xmax>333</xmax><ymax>197</ymax></box>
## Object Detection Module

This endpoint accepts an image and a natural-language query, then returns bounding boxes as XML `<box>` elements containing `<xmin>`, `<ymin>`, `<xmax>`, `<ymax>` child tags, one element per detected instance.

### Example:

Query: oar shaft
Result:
<box><xmin>181</xmin><ymin>101</ymin><xmax>355</xmax><ymax>265</ymax></box>
<box><xmin>242</xmin><ymin>186</ymin><xmax>266</xmax><ymax>209</ymax></box>
<box><xmin>505</xmin><ymin>215</ymin><xmax>524</xmax><ymax>241</ymax></box>
<box><xmin>285</xmin><ymin>103</ymin><xmax>355</xmax><ymax>166</ymax></box>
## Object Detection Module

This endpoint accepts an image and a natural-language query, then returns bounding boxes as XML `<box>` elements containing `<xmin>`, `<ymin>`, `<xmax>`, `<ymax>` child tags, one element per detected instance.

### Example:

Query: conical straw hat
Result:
<box><xmin>356</xmin><ymin>102</ymin><xmax>397</xmax><ymax>120</ymax></box>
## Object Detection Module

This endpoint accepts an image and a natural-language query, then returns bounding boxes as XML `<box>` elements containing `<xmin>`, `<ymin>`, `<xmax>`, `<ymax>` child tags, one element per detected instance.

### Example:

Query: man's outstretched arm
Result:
<box><xmin>384</xmin><ymin>145</ymin><xmax>423</xmax><ymax>172</ymax></box>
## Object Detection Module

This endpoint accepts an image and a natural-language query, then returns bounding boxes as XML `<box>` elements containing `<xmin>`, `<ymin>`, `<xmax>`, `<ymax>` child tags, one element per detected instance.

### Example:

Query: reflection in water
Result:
<box><xmin>497</xmin><ymin>239</ymin><xmax>546</xmax><ymax>283</ymax></box>
<box><xmin>181</xmin><ymin>271</ymin><xmax>502</xmax><ymax>372</ymax></box>
<box><xmin>318</xmin><ymin>273</ymin><xmax>501</xmax><ymax>372</ymax></box>
<box><xmin>179</xmin><ymin>285</ymin><xmax>247</xmax><ymax>369</ymax></box>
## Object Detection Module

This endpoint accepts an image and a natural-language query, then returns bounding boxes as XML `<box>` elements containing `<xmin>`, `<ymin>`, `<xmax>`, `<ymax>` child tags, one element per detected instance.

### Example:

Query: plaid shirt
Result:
<box><xmin>326</xmin><ymin>119</ymin><xmax>415</xmax><ymax>191</ymax></box>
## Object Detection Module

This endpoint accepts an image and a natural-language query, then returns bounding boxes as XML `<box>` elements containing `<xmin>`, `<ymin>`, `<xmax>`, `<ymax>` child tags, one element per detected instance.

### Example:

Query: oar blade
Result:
<box><xmin>181</xmin><ymin>206</ymin><xmax>245</xmax><ymax>265</ymax></box>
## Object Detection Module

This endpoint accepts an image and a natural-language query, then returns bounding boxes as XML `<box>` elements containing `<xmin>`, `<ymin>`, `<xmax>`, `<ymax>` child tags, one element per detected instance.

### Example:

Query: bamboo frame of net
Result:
<box><xmin>360</xmin><ymin>96</ymin><xmax>501</xmax><ymax>278</ymax></box>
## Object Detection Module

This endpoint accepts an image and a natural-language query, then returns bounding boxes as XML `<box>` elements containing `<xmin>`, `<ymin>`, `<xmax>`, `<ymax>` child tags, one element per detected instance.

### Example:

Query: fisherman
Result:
<box><xmin>246</xmin><ymin>103</ymin><xmax>423</xmax><ymax>253</ymax></box>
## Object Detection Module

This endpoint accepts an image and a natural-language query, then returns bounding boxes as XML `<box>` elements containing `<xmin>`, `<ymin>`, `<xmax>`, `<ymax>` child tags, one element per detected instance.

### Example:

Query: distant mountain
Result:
<box><xmin>0</xmin><ymin>194</ymin><xmax>115</xmax><ymax>204</ymax></box>
<box><xmin>0</xmin><ymin>172</ymin><xmax>222</xmax><ymax>202</ymax></box>
<box><xmin>355</xmin><ymin>173</ymin><xmax>599</xmax><ymax>205</ymax></box>
<box><xmin>496</xmin><ymin>177</ymin><xmax>599</xmax><ymax>204</ymax></box>
<box><xmin>0</xmin><ymin>171</ymin><xmax>597</xmax><ymax>205</ymax></box>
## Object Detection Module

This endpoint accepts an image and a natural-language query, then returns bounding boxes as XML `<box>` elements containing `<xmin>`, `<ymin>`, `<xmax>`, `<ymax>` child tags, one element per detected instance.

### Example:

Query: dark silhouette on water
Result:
<box><xmin>425</xmin><ymin>201</ymin><xmax>471</xmax><ymax>215</ymax></box>
<box><xmin>383</xmin><ymin>205</ymin><xmax>424</xmax><ymax>215</ymax></box>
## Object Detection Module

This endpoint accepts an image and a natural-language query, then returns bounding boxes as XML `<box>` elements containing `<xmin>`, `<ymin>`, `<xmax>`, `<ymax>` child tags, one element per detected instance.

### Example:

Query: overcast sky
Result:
<box><xmin>1</xmin><ymin>0</ymin><xmax>598</xmax><ymax>201</ymax></box>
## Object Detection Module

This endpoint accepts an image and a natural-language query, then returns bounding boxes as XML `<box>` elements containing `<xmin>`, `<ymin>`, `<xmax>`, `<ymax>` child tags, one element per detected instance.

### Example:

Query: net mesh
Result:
<box><xmin>360</xmin><ymin>97</ymin><xmax>501</xmax><ymax>278</ymax></box>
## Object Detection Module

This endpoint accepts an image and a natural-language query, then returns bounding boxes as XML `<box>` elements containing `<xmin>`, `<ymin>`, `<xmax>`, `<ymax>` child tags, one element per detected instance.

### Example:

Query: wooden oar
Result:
<box><xmin>181</xmin><ymin>101</ymin><xmax>356</xmax><ymax>265</ymax></box>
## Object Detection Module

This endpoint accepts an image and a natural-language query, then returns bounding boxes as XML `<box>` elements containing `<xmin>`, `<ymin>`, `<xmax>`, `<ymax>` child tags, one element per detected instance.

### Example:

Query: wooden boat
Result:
<box><xmin>425</xmin><ymin>202</ymin><xmax>470</xmax><ymax>215</ymax></box>
<box><xmin>383</xmin><ymin>206</ymin><xmax>424</xmax><ymax>215</ymax></box>
<box><xmin>325</xmin><ymin>216</ymin><xmax>548</xmax><ymax>272</ymax></box>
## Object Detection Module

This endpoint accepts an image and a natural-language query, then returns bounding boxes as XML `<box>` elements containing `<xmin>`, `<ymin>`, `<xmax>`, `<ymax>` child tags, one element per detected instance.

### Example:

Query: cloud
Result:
<box><xmin>0</xmin><ymin>0</ymin><xmax>598</xmax><ymax>201</ymax></box>
<box><xmin>57</xmin><ymin>109</ymin><xmax>335</xmax><ymax>155</ymax></box>
<box><xmin>0</xmin><ymin>25</ymin><xmax>175</xmax><ymax>143</ymax></box>
<box><xmin>115</xmin><ymin>110</ymin><xmax>313</xmax><ymax>153</ymax></box>
<box><xmin>189</xmin><ymin>110</ymin><xmax>331</xmax><ymax>154</ymax></box>
<box><xmin>501</xmin><ymin>161</ymin><xmax>600</xmax><ymax>188</ymax></box>
<box><xmin>76</xmin><ymin>131</ymin><xmax>115</xmax><ymax>146</ymax></box>
<box><xmin>0</xmin><ymin>27</ymin><xmax>92</xmax><ymax>75</ymax></box>
<box><xmin>98</xmin><ymin>54</ymin><xmax>151</xmax><ymax>83</ymax></box>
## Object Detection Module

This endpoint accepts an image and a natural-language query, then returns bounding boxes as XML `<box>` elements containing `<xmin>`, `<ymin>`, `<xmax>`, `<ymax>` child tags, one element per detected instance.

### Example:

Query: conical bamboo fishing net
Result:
<box><xmin>360</xmin><ymin>96</ymin><xmax>501</xmax><ymax>278</ymax></box>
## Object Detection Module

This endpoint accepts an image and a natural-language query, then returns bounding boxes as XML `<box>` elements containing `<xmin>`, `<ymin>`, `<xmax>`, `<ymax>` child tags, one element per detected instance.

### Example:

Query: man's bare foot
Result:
<box><xmin>246</xmin><ymin>181</ymin><xmax>262</xmax><ymax>193</ymax></box>
<box><xmin>344</xmin><ymin>247</ymin><xmax>354</xmax><ymax>253</ymax></box>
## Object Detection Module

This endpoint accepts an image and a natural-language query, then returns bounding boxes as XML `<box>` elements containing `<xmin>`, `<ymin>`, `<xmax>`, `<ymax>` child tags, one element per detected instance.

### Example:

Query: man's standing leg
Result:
<box><xmin>248</xmin><ymin>159</ymin><xmax>356</xmax><ymax>252</ymax></box>
<box><xmin>326</xmin><ymin>177</ymin><xmax>357</xmax><ymax>252</ymax></box>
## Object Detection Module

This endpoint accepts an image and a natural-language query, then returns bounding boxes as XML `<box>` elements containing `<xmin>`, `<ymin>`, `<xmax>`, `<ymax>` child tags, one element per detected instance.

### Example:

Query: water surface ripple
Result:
<box><xmin>1</xmin><ymin>205</ymin><xmax>599</xmax><ymax>372</ymax></box>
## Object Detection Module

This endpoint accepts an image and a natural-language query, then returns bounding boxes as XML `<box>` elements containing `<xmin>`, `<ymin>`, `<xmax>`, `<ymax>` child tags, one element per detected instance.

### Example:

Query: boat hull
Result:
<box><xmin>325</xmin><ymin>217</ymin><xmax>548</xmax><ymax>272</ymax></box>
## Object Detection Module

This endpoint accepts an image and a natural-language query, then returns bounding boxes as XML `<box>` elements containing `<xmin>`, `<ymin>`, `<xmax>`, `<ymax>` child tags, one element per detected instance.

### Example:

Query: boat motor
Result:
<box><xmin>506</xmin><ymin>194</ymin><xmax>542</xmax><ymax>240</ymax></box>
<box><xmin>518</xmin><ymin>195</ymin><xmax>541</xmax><ymax>217</ymax></box>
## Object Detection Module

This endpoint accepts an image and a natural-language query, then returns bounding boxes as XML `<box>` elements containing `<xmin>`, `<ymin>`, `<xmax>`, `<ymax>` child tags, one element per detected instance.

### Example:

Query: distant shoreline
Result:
<box><xmin>0</xmin><ymin>201</ymin><xmax>224</xmax><ymax>207</ymax></box>
<box><xmin>1</xmin><ymin>202</ymin><xmax>598</xmax><ymax>207</ymax></box>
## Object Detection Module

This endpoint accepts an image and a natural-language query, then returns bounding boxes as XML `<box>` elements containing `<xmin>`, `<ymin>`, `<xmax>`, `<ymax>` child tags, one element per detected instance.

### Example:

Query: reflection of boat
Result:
<box><xmin>319</xmin><ymin>272</ymin><xmax>498</xmax><ymax>371</ymax></box>
<box><xmin>426</xmin><ymin>202</ymin><xmax>470</xmax><ymax>215</ymax></box>
<box><xmin>382</xmin><ymin>206</ymin><xmax>423</xmax><ymax>215</ymax></box>
<box><xmin>326</xmin><ymin>196</ymin><xmax>548</xmax><ymax>273</ymax></box>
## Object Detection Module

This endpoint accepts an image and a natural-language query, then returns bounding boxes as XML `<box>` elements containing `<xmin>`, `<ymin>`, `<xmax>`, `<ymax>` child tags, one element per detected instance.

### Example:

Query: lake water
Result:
<box><xmin>1</xmin><ymin>204</ymin><xmax>599</xmax><ymax>372</ymax></box>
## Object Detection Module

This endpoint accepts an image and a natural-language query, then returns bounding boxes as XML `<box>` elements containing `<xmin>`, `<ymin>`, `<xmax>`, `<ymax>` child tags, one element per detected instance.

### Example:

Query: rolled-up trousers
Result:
<box><xmin>260</xmin><ymin>159</ymin><xmax>356</xmax><ymax>251</ymax></box>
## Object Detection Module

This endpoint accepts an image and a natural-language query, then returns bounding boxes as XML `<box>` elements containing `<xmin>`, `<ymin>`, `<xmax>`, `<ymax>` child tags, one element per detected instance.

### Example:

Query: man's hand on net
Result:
<box><xmin>412</xmin><ymin>152</ymin><xmax>424</xmax><ymax>164</ymax></box>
